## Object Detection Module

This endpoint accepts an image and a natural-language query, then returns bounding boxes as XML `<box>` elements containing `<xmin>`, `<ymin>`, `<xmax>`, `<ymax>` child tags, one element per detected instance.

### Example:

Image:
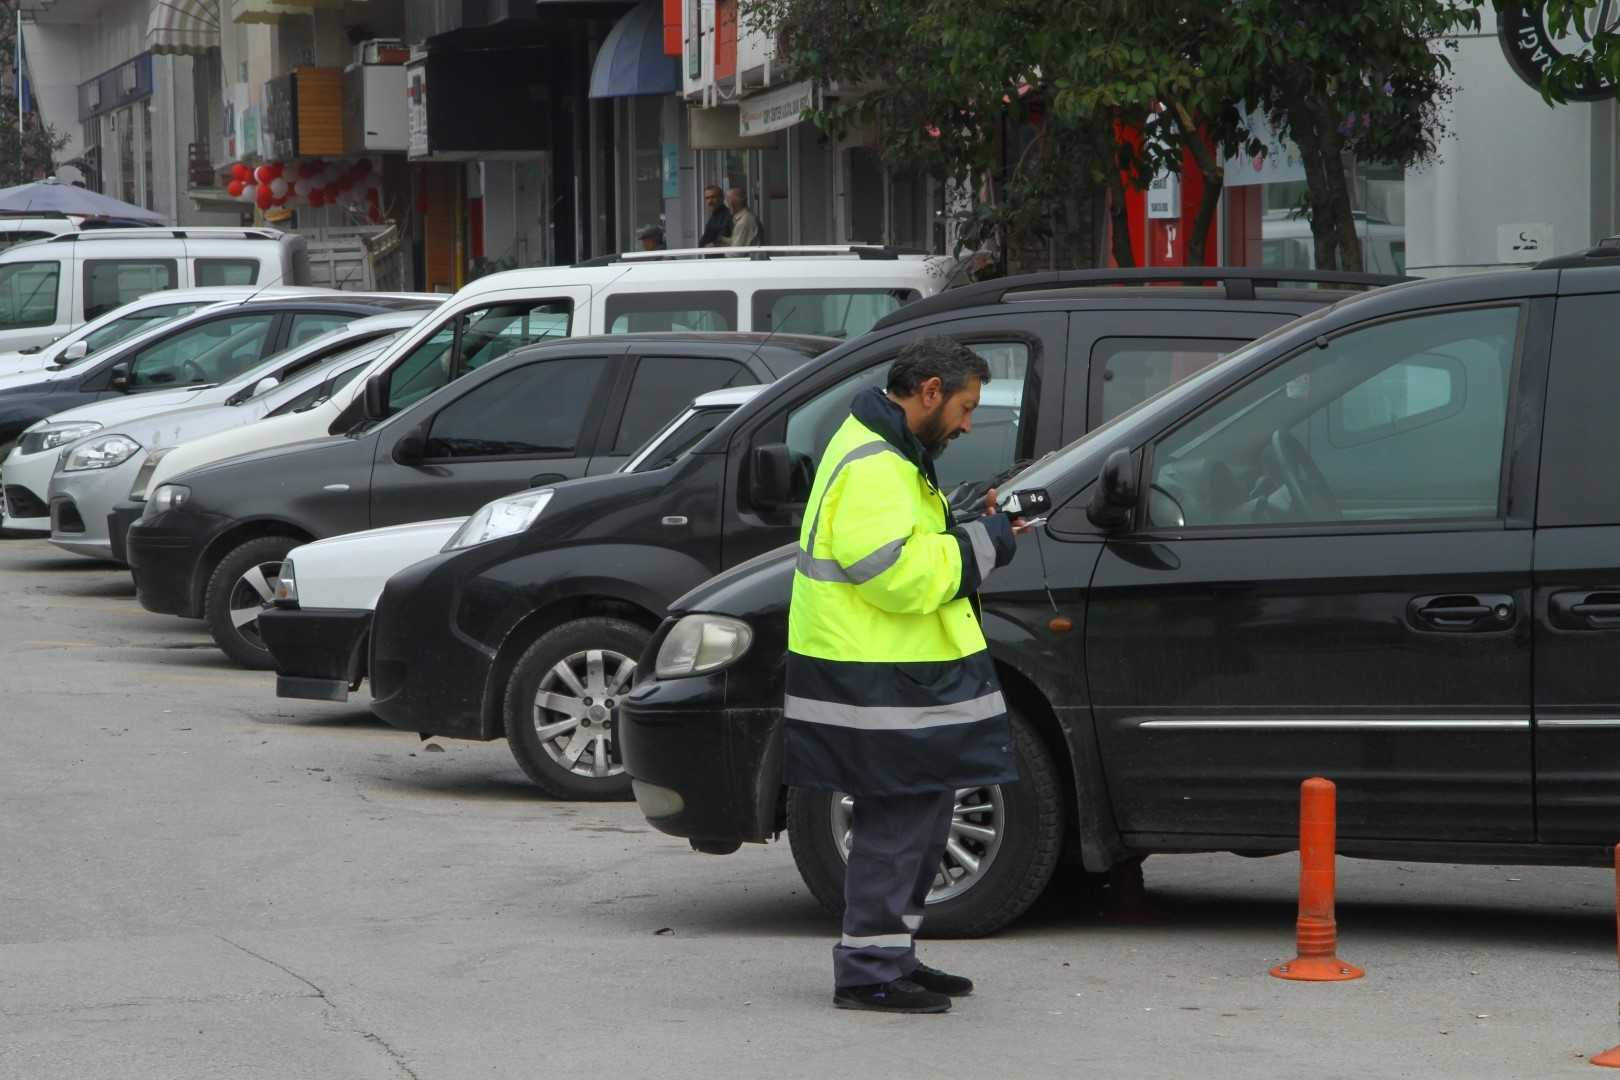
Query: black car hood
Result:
<box><xmin>173</xmin><ymin>433</ymin><xmax>356</xmax><ymax>487</ymax></box>
<box><xmin>668</xmin><ymin>541</ymin><xmax>796</xmax><ymax>617</ymax></box>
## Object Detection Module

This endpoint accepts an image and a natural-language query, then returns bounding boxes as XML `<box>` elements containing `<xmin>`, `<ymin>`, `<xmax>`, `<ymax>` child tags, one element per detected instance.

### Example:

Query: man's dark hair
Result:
<box><xmin>886</xmin><ymin>335</ymin><xmax>992</xmax><ymax>398</ymax></box>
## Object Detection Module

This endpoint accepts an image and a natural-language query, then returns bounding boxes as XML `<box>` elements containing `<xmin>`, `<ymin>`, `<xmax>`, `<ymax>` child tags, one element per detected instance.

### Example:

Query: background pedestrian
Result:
<box><xmin>699</xmin><ymin>186</ymin><xmax>732</xmax><ymax>247</ymax></box>
<box><xmin>724</xmin><ymin>188</ymin><xmax>762</xmax><ymax>247</ymax></box>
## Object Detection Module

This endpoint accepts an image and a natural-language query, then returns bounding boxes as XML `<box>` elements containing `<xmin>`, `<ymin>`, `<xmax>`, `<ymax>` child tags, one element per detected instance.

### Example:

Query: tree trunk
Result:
<box><xmin>1286</xmin><ymin>92</ymin><xmax>1361</xmax><ymax>273</ymax></box>
<box><xmin>1091</xmin><ymin>115</ymin><xmax>1136</xmax><ymax>268</ymax></box>
<box><xmin>1164</xmin><ymin>92</ymin><xmax>1223</xmax><ymax>266</ymax></box>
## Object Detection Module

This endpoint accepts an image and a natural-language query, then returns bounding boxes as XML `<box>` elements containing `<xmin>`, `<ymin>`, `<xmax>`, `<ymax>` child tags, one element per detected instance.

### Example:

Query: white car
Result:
<box><xmin>262</xmin><ymin>385</ymin><xmax>767</xmax><ymax>701</ymax></box>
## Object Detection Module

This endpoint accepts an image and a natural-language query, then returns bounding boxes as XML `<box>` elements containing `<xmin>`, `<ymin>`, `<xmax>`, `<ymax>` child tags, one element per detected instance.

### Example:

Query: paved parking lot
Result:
<box><xmin>3</xmin><ymin>538</ymin><xmax>1620</xmax><ymax>1079</ymax></box>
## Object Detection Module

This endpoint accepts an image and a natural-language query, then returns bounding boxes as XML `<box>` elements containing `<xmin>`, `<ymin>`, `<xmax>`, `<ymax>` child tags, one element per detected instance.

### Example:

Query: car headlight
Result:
<box><xmin>61</xmin><ymin>434</ymin><xmax>141</xmax><ymax>472</ymax></box>
<box><xmin>149</xmin><ymin>483</ymin><xmax>191</xmax><ymax>512</ymax></box>
<box><xmin>653</xmin><ymin>614</ymin><xmax>754</xmax><ymax>678</ymax></box>
<box><xmin>273</xmin><ymin>557</ymin><xmax>298</xmax><ymax>606</ymax></box>
<box><xmin>20</xmin><ymin>421</ymin><xmax>101</xmax><ymax>455</ymax></box>
<box><xmin>442</xmin><ymin>489</ymin><xmax>554</xmax><ymax>551</ymax></box>
<box><xmin>128</xmin><ymin>447</ymin><xmax>173</xmax><ymax>501</ymax></box>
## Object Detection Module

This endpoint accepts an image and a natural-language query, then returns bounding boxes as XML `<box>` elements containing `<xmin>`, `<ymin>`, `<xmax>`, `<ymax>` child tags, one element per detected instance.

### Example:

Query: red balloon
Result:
<box><xmin>268</xmin><ymin>162</ymin><xmax>284</xmax><ymax>179</ymax></box>
<box><xmin>254</xmin><ymin>166</ymin><xmax>271</xmax><ymax>184</ymax></box>
<box><xmin>353</xmin><ymin>158</ymin><xmax>372</xmax><ymax>177</ymax></box>
<box><xmin>337</xmin><ymin>177</ymin><xmax>353</xmax><ymax>193</ymax></box>
<box><xmin>309</xmin><ymin>190</ymin><xmax>325</xmax><ymax>208</ymax></box>
<box><xmin>365</xmin><ymin>187</ymin><xmax>379</xmax><ymax>202</ymax></box>
<box><xmin>231</xmin><ymin>163</ymin><xmax>249</xmax><ymax>182</ymax></box>
<box><xmin>297</xmin><ymin>162</ymin><xmax>316</xmax><ymax>179</ymax></box>
<box><xmin>227</xmin><ymin>180</ymin><xmax>245</xmax><ymax>197</ymax></box>
<box><xmin>256</xmin><ymin>186</ymin><xmax>274</xmax><ymax>209</ymax></box>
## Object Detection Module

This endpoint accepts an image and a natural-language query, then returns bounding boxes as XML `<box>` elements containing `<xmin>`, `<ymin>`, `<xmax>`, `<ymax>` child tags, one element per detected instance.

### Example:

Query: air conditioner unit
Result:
<box><xmin>357</xmin><ymin>38</ymin><xmax>409</xmax><ymax>66</ymax></box>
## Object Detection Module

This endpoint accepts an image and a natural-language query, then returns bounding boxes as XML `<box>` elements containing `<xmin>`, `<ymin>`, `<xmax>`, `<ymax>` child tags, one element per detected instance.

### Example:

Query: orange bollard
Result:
<box><xmin>1096</xmin><ymin>855</ymin><xmax>1163</xmax><ymax>921</ymax></box>
<box><xmin>1589</xmin><ymin>844</ymin><xmax>1620</xmax><ymax>1068</ymax></box>
<box><xmin>1270</xmin><ymin>777</ymin><xmax>1364</xmax><ymax>982</ymax></box>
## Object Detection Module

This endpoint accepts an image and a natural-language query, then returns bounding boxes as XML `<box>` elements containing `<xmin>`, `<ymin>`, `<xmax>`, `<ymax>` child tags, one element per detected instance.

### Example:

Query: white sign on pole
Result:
<box><xmin>738</xmin><ymin>81</ymin><xmax>817</xmax><ymax>138</ymax></box>
<box><xmin>1147</xmin><ymin>171</ymin><xmax>1181</xmax><ymax>219</ymax></box>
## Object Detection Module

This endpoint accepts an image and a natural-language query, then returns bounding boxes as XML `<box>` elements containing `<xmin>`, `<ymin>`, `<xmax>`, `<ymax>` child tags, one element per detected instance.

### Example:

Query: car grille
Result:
<box><xmin>4</xmin><ymin>484</ymin><xmax>47</xmax><ymax>520</ymax></box>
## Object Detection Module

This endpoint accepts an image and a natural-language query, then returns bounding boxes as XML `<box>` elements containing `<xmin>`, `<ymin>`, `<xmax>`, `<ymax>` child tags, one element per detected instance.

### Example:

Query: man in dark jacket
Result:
<box><xmin>786</xmin><ymin>335</ymin><xmax>1021</xmax><ymax>1013</ymax></box>
<box><xmin>698</xmin><ymin>185</ymin><xmax>732</xmax><ymax>247</ymax></box>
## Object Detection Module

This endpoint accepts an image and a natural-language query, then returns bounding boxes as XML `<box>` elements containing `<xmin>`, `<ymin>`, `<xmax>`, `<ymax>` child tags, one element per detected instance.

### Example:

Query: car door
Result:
<box><xmin>719</xmin><ymin>311</ymin><xmax>1068</xmax><ymax>568</ymax></box>
<box><xmin>1081</xmin><ymin>301</ymin><xmax>1544</xmax><ymax>845</ymax></box>
<box><xmin>375</xmin><ymin>296</ymin><xmax>577</xmax><ymax>414</ymax></box>
<box><xmin>588</xmin><ymin>352</ymin><xmax>759</xmax><ymax>475</ymax></box>
<box><xmin>103</xmin><ymin>310</ymin><xmax>283</xmax><ymax>393</ymax></box>
<box><xmin>367</xmin><ymin>352</ymin><xmax>617</xmax><ymax>528</ymax></box>
<box><xmin>1531</xmin><ymin>289</ymin><xmax>1620</xmax><ymax>843</ymax></box>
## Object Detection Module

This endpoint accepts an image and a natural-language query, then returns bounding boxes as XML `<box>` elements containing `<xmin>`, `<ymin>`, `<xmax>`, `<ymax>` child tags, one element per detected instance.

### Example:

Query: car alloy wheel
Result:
<box><xmin>205</xmin><ymin>534</ymin><xmax>299</xmax><ymax>669</ymax></box>
<box><xmin>830</xmin><ymin>785</ymin><xmax>1007</xmax><ymax>904</ymax></box>
<box><xmin>529</xmin><ymin>646</ymin><xmax>636</xmax><ymax>781</ymax></box>
<box><xmin>228</xmin><ymin>561</ymin><xmax>282</xmax><ymax>646</ymax></box>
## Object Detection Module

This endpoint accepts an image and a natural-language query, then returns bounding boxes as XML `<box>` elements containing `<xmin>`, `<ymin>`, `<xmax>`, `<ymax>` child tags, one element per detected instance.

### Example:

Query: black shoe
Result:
<box><xmin>833</xmin><ymin>978</ymin><xmax>951</xmax><ymax>1013</ymax></box>
<box><xmin>908</xmin><ymin>962</ymin><xmax>973</xmax><ymax>997</ymax></box>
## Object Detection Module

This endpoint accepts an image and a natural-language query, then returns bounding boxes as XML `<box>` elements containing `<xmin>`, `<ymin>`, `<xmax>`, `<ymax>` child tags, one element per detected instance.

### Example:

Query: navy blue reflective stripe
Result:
<box><xmin>784</xmin><ymin>716</ymin><xmax>1018</xmax><ymax>796</ymax></box>
<box><xmin>786</xmin><ymin>651</ymin><xmax>1000</xmax><ymax>710</ymax></box>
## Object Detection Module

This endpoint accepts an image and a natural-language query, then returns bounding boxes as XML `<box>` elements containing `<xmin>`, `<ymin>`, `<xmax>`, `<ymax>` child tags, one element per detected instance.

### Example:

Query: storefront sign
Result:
<box><xmin>662</xmin><ymin>141</ymin><xmax>679</xmax><ymax>198</ymax></box>
<box><xmin>406</xmin><ymin>59</ymin><xmax>429</xmax><ymax>158</ymax></box>
<box><xmin>1498</xmin><ymin>222</ymin><xmax>1554</xmax><ymax>262</ymax></box>
<box><xmin>738</xmin><ymin>81</ymin><xmax>816</xmax><ymax>137</ymax></box>
<box><xmin>1147</xmin><ymin>170</ymin><xmax>1181</xmax><ymax>219</ymax></box>
<box><xmin>1223</xmin><ymin>105</ymin><xmax>1306</xmax><ymax>188</ymax></box>
<box><xmin>1499</xmin><ymin>4</ymin><xmax>1619</xmax><ymax>101</ymax></box>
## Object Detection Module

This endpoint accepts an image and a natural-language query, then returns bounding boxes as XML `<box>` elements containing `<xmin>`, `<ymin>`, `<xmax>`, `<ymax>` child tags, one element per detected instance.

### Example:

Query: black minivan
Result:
<box><xmin>619</xmin><ymin>246</ymin><xmax>1620</xmax><ymax>939</ymax></box>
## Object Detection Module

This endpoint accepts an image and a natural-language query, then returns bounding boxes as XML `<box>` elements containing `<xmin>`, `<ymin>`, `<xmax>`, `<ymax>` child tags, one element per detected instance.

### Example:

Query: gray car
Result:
<box><xmin>46</xmin><ymin>326</ymin><xmax>410</xmax><ymax>562</ymax></box>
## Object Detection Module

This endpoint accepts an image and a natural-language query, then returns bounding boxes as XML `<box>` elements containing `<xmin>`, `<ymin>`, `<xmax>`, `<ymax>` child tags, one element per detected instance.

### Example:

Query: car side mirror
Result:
<box><xmin>60</xmin><ymin>340</ymin><xmax>88</xmax><ymax>362</ymax></box>
<box><xmin>362</xmin><ymin>372</ymin><xmax>390</xmax><ymax>421</ymax></box>
<box><xmin>392</xmin><ymin>423</ymin><xmax>427</xmax><ymax>466</ymax></box>
<box><xmin>1086</xmin><ymin>448</ymin><xmax>1139</xmax><ymax>530</ymax></box>
<box><xmin>109</xmin><ymin>361</ymin><xmax>131</xmax><ymax>392</ymax></box>
<box><xmin>251</xmin><ymin>376</ymin><xmax>279</xmax><ymax>397</ymax></box>
<box><xmin>750</xmin><ymin>442</ymin><xmax>793</xmax><ymax>509</ymax></box>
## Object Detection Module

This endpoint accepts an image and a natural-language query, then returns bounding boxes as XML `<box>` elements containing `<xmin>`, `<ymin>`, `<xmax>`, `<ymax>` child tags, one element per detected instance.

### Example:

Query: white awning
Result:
<box><xmin>147</xmin><ymin>0</ymin><xmax>220</xmax><ymax>55</ymax></box>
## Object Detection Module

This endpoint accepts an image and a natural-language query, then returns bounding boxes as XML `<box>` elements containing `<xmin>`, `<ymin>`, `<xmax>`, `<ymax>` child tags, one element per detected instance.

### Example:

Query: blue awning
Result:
<box><xmin>588</xmin><ymin>0</ymin><xmax>680</xmax><ymax>99</ymax></box>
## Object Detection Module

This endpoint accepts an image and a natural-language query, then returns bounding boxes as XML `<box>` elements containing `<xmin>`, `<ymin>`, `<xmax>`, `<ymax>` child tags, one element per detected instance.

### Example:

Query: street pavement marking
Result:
<box><xmin>221</xmin><ymin>721</ymin><xmax>406</xmax><ymax>739</ymax></box>
<box><xmin>15</xmin><ymin>600</ymin><xmax>149</xmax><ymax>614</ymax></box>
<box><xmin>24</xmin><ymin>640</ymin><xmax>96</xmax><ymax>647</ymax></box>
<box><xmin>139</xmin><ymin>673</ymin><xmax>276</xmax><ymax>686</ymax></box>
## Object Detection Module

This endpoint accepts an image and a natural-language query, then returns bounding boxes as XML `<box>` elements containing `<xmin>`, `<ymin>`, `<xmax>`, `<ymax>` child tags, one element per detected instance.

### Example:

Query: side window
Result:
<box><xmin>384</xmin><ymin>300</ymin><xmax>573</xmax><ymax>411</ymax></box>
<box><xmin>751</xmin><ymin>289</ymin><xmax>918</xmax><ymax>339</ymax></box>
<box><xmin>195</xmin><ymin>259</ymin><xmax>260</xmax><ymax>286</ymax></box>
<box><xmin>424</xmin><ymin>357</ymin><xmax>605</xmax><ymax>460</ymax></box>
<box><xmin>83</xmin><ymin>259</ymin><xmax>178</xmax><ymax>321</ymax></box>
<box><xmin>0</xmin><ymin>260</ymin><xmax>60</xmax><ymax>329</ymax></box>
<box><xmin>611</xmin><ymin>356</ymin><xmax>755</xmax><ymax>453</ymax></box>
<box><xmin>605</xmin><ymin>291</ymin><xmax>736</xmax><ymax>333</ymax></box>
<box><xmin>1091</xmin><ymin>337</ymin><xmax>1244</xmax><ymax>426</ymax></box>
<box><xmin>779</xmin><ymin>339</ymin><xmax>1031</xmax><ymax>501</ymax></box>
<box><xmin>286</xmin><ymin>312</ymin><xmax>354</xmax><ymax>347</ymax></box>
<box><xmin>1146</xmin><ymin>306</ymin><xmax>1519</xmax><ymax>529</ymax></box>
<box><xmin>1539</xmin><ymin>293</ymin><xmax>1620</xmax><ymax>526</ymax></box>
<box><xmin>127</xmin><ymin>313</ymin><xmax>277</xmax><ymax>388</ymax></box>
<box><xmin>82</xmin><ymin>302</ymin><xmax>208</xmax><ymax>355</ymax></box>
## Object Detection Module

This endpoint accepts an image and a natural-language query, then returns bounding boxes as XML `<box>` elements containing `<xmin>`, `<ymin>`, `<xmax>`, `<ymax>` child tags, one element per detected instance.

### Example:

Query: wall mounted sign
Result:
<box><xmin>1499</xmin><ymin>2</ymin><xmax>1620</xmax><ymax>101</ymax></box>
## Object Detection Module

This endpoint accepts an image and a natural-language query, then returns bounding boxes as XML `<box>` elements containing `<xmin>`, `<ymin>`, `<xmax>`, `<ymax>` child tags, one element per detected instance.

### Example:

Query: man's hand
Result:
<box><xmin>984</xmin><ymin>487</ymin><xmax>1031</xmax><ymax>533</ymax></box>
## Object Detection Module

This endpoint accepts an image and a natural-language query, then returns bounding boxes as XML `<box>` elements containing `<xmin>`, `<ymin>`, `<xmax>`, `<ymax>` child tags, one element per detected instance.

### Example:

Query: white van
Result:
<box><xmin>0</xmin><ymin>227</ymin><xmax>312</xmax><ymax>353</ymax></box>
<box><xmin>132</xmin><ymin>245</ymin><xmax>945</xmax><ymax>501</ymax></box>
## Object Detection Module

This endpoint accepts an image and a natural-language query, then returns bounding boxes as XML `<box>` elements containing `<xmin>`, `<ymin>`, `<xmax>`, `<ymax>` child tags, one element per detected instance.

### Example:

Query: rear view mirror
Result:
<box><xmin>109</xmin><ymin>362</ymin><xmax>131</xmax><ymax>392</ymax></box>
<box><xmin>60</xmin><ymin>340</ymin><xmax>88</xmax><ymax>362</ymax></box>
<box><xmin>362</xmin><ymin>372</ymin><xmax>389</xmax><ymax>421</ymax></box>
<box><xmin>750</xmin><ymin>442</ymin><xmax>793</xmax><ymax>509</ymax></box>
<box><xmin>392</xmin><ymin>423</ymin><xmax>427</xmax><ymax>466</ymax></box>
<box><xmin>1086</xmin><ymin>448</ymin><xmax>1138</xmax><ymax>530</ymax></box>
<box><xmin>251</xmin><ymin>376</ymin><xmax>279</xmax><ymax>397</ymax></box>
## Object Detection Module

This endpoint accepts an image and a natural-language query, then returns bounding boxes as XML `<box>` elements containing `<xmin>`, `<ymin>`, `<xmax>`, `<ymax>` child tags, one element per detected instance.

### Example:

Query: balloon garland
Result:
<box><xmin>227</xmin><ymin>158</ymin><xmax>385</xmax><ymax>223</ymax></box>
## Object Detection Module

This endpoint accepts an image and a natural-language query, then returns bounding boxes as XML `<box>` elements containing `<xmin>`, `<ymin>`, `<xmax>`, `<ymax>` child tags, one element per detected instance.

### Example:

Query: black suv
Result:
<box><xmin>125</xmin><ymin>333</ymin><xmax>835</xmax><ymax>668</ymax></box>
<box><xmin>333</xmin><ymin>268</ymin><xmax>1397</xmax><ymax>801</ymax></box>
<box><xmin>619</xmin><ymin>246</ymin><xmax>1620</xmax><ymax>939</ymax></box>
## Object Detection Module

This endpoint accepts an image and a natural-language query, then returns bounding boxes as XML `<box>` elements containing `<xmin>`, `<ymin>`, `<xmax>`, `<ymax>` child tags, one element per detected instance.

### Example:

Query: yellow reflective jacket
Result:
<box><xmin>784</xmin><ymin>387</ymin><xmax>1018</xmax><ymax>796</ymax></box>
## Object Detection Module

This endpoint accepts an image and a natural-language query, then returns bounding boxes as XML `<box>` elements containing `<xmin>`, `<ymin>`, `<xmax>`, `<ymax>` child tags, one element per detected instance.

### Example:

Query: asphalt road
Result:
<box><xmin>4</xmin><ymin>538</ymin><xmax>1620</xmax><ymax>1080</ymax></box>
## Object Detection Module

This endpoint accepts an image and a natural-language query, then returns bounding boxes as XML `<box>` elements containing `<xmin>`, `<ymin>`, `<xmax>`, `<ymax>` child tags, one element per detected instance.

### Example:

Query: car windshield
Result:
<box><xmin>1005</xmin><ymin>307</ymin><xmax>1328</xmax><ymax>495</ymax></box>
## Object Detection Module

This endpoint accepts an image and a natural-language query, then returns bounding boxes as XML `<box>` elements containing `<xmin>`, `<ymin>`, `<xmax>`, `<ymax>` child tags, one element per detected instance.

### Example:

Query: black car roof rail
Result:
<box><xmin>871</xmin><ymin>266</ymin><xmax>1411</xmax><ymax>331</ymax></box>
<box><xmin>1531</xmin><ymin>241</ymin><xmax>1620</xmax><ymax>269</ymax></box>
<box><xmin>572</xmin><ymin>244</ymin><xmax>926</xmax><ymax>268</ymax></box>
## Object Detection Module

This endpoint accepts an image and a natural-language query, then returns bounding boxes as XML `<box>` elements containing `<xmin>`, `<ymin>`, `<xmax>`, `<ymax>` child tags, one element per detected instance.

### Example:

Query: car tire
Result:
<box><xmin>786</xmin><ymin>707</ymin><xmax>1064</xmax><ymax>939</ymax></box>
<box><xmin>205</xmin><ymin>535</ymin><xmax>298</xmax><ymax>669</ymax></box>
<box><xmin>503</xmin><ymin>616</ymin><xmax>648</xmax><ymax>801</ymax></box>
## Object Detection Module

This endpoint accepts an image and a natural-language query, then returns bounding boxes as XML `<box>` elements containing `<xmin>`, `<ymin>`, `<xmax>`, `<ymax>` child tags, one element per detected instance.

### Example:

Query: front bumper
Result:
<box><xmin>125</xmin><ymin>509</ymin><xmax>235</xmax><ymax>618</ymax></box>
<box><xmin>368</xmin><ymin>550</ymin><xmax>496</xmax><ymax>740</ymax></box>
<box><xmin>107</xmin><ymin>500</ymin><xmax>145</xmax><ymax>566</ymax></box>
<box><xmin>48</xmin><ymin>456</ymin><xmax>142</xmax><ymax>562</ymax></box>
<box><xmin>619</xmin><ymin>671</ymin><xmax>785</xmax><ymax>846</ymax></box>
<box><xmin>1</xmin><ymin>445</ymin><xmax>55</xmax><ymax>534</ymax></box>
<box><xmin>261</xmin><ymin>606</ymin><xmax>373</xmax><ymax>702</ymax></box>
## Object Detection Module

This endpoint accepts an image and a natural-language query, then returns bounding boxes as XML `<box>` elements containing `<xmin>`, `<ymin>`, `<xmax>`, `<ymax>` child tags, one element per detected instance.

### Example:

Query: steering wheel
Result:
<box><xmin>182</xmin><ymin>359</ymin><xmax>208</xmax><ymax>384</ymax></box>
<box><xmin>1265</xmin><ymin>430</ymin><xmax>1340</xmax><ymax>521</ymax></box>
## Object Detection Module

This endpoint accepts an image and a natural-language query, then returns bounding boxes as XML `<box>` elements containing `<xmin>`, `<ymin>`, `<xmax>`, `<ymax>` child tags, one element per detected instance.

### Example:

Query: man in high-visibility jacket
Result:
<box><xmin>786</xmin><ymin>334</ymin><xmax>1020</xmax><ymax>1014</ymax></box>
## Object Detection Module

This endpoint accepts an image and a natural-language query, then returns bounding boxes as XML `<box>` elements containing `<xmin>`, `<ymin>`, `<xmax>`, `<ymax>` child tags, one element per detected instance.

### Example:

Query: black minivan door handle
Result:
<box><xmin>1550</xmin><ymin>590</ymin><xmax>1620</xmax><ymax>630</ymax></box>
<box><xmin>1408</xmin><ymin>594</ymin><xmax>1515</xmax><ymax>632</ymax></box>
<box><xmin>529</xmin><ymin>473</ymin><xmax>565</xmax><ymax>487</ymax></box>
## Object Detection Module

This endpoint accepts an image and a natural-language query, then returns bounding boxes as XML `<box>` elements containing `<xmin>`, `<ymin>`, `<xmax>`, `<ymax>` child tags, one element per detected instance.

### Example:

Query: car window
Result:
<box><xmin>83</xmin><ymin>259</ymin><xmax>178</xmax><ymax>321</ymax></box>
<box><xmin>611</xmin><ymin>356</ymin><xmax>755</xmax><ymax>453</ymax></box>
<box><xmin>127</xmin><ymin>313</ymin><xmax>277</xmax><ymax>388</ymax></box>
<box><xmin>627</xmin><ymin>406</ymin><xmax>735</xmax><ymax>473</ymax></box>
<box><xmin>1538</xmin><ymin>293</ymin><xmax>1620</xmax><ymax>526</ymax></box>
<box><xmin>286</xmin><ymin>312</ymin><xmax>355</xmax><ymax>347</ymax></box>
<box><xmin>194</xmin><ymin>259</ymin><xmax>259</xmax><ymax>286</ymax></box>
<box><xmin>424</xmin><ymin>357</ymin><xmax>605</xmax><ymax>459</ymax></box>
<box><xmin>780</xmin><ymin>339</ymin><xmax>1031</xmax><ymax>501</ymax></box>
<box><xmin>384</xmin><ymin>299</ymin><xmax>573</xmax><ymax>411</ymax></box>
<box><xmin>73</xmin><ymin>301</ymin><xmax>211</xmax><ymax>360</ymax></box>
<box><xmin>1091</xmin><ymin>337</ymin><xmax>1245</xmax><ymax>426</ymax></box>
<box><xmin>605</xmin><ymin>291</ymin><xmax>736</xmax><ymax>333</ymax></box>
<box><xmin>0</xmin><ymin>260</ymin><xmax>60</xmax><ymax>329</ymax></box>
<box><xmin>752</xmin><ymin>289</ymin><xmax>918</xmax><ymax>339</ymax></box>
<box><xmin>1146</xmin><ymin>306</ymin><xmax>1519</xmax><ymax>529</ymax></box>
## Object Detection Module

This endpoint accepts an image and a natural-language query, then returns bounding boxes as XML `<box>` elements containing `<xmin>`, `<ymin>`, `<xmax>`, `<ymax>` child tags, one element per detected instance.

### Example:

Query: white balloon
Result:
<box><xmin>269</xmin><ymin>178</ymin><xmax>289</xmax><ymax>198</ymax></box>
<box><xmin>365</xmin><ymin>172</ymin><xmax>382</xmax><ymax>189</ymax></box>
<box><xmin>293</xmin><ymin>178</ymin><xmax>312</xmax><ymax>197</ymax></box>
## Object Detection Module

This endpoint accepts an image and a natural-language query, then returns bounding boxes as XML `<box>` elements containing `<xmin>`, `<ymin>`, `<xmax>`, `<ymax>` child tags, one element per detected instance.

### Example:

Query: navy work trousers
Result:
<box><xmin>833</xmin><ymin>789</ymin><xmax>956</xmax><ymax>988</ymax></box>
